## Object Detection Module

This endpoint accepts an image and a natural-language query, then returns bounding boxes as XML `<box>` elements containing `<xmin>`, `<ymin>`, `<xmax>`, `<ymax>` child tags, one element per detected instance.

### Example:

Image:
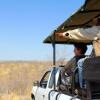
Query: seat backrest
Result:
<box><xmin>83</xmin><ymin>57</ymin><xmax>100</xmax><ymax>99</ymax></box>
<box><xmin>83</xmin><ymin>57</ymin><xmax>100</xmax><ymax>81</ymax></box>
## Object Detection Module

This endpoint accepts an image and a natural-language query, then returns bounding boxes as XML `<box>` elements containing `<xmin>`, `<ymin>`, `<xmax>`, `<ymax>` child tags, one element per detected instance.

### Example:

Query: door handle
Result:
<box><xmin>43</xmin><ymin>95</ymin><xmax>45</xmax><ymax>98</ymax></box>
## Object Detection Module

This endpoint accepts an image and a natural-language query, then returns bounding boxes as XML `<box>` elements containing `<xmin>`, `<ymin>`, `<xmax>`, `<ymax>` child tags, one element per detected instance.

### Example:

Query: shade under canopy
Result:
<box><xmin>44</xmin><ymin>0</ymin><xmax>100</xmax><ymax>44</ymax></box>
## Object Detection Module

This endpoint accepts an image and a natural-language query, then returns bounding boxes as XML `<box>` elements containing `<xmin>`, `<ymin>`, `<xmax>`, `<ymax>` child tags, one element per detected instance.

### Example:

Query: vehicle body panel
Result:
<box><xmin>31</xmin><ymin>67</ymin><xmax>80</xmax><ymax>100</ymax></box>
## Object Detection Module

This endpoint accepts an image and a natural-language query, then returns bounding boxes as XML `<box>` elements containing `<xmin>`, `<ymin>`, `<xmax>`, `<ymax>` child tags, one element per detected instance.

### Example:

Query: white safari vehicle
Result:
<box><xmin>31</xmin><ymin>67</ymin><xmax>80</xmax><ymax>100</ymax></box>
<box><xmin>31</xmin><ymin>0</ymin><xmax>100</xmax><ymax>100</ymax></box>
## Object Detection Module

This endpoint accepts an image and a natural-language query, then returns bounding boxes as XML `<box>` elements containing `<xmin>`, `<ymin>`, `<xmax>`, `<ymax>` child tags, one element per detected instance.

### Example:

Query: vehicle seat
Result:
<box><xmin>83</xmin><ymin>57</ymin><xmax>100</xmax><ymax>99</ymax></box>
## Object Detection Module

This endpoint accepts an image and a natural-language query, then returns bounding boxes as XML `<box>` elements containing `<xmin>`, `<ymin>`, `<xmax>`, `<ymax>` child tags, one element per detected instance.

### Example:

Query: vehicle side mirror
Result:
<box><xmin>33</xmin><ymin>81</ymin><xmax>40</xmax><ymax>86</ymax></box>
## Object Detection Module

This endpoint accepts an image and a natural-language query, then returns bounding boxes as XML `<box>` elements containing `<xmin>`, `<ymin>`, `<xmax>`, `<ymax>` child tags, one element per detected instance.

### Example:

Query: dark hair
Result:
<box><xmin>74</xmin><ymin>43</ymin><xmax>87</xmax><ymax>54</ymax></box>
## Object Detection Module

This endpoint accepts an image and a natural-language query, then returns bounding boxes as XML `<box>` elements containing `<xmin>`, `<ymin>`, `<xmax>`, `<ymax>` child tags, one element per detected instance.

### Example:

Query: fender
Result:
<box><xmin>55</xmin><ymin>92</ymin><xmax>62</xmax><ymax>100</ymax></box>
<box><xmin>48</xmin><ymin>90</ymin><xmax>56</xmax><ymax>100</ymax></box>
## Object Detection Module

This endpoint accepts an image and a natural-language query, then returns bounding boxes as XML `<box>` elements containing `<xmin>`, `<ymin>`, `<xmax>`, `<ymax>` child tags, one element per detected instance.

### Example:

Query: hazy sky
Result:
<box><xmin>0</xmin><ymin>0</ymin><xmax>91</xmax><ymax>61</ymax></box>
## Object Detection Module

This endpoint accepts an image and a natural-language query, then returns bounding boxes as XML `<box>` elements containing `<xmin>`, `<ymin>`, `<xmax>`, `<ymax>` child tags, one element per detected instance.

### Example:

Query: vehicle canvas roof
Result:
<box><xmin>44</xmin><ymin>0</ymin><xmax>100</xmax><ymax>44</ymax></box>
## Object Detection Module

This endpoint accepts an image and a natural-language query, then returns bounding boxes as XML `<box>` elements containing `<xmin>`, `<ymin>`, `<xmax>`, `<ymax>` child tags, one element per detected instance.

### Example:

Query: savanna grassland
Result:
<box><xmin>0</xmin><ymin>61</ymin><xmax>52</xmax><ymax>100</ymax></box>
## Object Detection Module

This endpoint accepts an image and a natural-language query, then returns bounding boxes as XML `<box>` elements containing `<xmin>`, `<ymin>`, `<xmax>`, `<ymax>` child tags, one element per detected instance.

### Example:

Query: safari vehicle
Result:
<box><xmin>31</xmin><ymin>67</ymin><xmax>80</xmax><ymax>100</ymax></box>
<box><xmin>31</xmin><ymin>0</ymin><xmax>100</xmax><ymax>100</ymax></box>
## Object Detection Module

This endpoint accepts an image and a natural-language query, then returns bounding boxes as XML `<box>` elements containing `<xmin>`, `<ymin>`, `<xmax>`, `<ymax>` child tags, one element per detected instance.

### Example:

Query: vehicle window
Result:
<box><xmin>40</xmin><ymin>71</ymin><xmax>51</xmax><ymax>88</ymax></box>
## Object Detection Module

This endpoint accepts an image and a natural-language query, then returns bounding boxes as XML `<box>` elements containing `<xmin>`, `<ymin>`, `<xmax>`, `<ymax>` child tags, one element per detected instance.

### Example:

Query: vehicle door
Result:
<box><xmin>44</xmin><ymin>68</ymin><xmax>61</xmax><ymax>100</ymax></box>
<box><xmin>35</xmin><ymin>71</ymin><xmax>51</xmax><ymax>100</ymax></box>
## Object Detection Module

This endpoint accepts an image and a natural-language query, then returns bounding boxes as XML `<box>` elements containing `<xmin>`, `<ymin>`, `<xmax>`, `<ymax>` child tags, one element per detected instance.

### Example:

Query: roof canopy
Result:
<box><xmin>44</xmin><ymin>0</ymin><xmax>100</xmax><ymax>44</ymax></box>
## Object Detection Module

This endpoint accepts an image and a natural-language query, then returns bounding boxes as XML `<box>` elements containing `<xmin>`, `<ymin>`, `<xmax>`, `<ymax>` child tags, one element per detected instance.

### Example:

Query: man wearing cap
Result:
<box><xmin>61</xmin><ymin>44</ymin><xmax>87</xmax><ymax>76</ymax></box>
<box><xmin>60</xmin><ymin>43</ymin><xmax>87</xmax><ymax>94</ymax></box>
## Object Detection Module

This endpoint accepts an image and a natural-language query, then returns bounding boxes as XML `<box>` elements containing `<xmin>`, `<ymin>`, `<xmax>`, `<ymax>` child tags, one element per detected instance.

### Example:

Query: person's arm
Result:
<box><xmin>61</xmin><ymin>57</ymin><xmax>76</xmax><ymax>76</ymax></box>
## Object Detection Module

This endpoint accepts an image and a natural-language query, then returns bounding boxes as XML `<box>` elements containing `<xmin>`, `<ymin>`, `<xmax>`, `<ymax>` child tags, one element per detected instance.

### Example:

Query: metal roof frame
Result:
<box><xmin>44</xmin><ymin>0</ymin><xmax>100</xmax><ymax>44</ymax></box>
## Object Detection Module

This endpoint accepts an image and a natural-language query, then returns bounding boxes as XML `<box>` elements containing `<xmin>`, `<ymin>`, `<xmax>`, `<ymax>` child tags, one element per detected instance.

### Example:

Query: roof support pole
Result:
<box><xmin>52</xmin><ymin>30</ymin><xmax>56</xmax><ymax>90</ymax></box>
<box><xmin>52</xmin><ymin>30</ymin><xmax>56</xmax><ymax>66</ymax></box>
<box><xmin>52</xmin><ymin>41</ymin><xmax>56</xmax><ymax>66</ymax></box>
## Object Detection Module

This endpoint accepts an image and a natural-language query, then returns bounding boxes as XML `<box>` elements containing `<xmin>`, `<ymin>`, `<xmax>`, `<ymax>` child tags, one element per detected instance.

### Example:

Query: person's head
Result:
<box><xmin>73</xmin><ymin>43</ymin><xmax>87</xmax><ymax>56</ymax></box>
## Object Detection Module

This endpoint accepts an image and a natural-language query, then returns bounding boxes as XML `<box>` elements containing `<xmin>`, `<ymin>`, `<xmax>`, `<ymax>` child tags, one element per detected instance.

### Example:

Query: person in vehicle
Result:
<box><xmin>61</xmin><ymin>44</ymin><xmax>87</xmax><ymax>76</ymax></box>
<box><xmin>57</xmin><ymin>17</ymin><xmax>100</xmax><ymax>96</ymax></box>
<box><xmin>60</xmin><ymin>43</ymin><xmax>87</xmax><ymax>94</ymax></box>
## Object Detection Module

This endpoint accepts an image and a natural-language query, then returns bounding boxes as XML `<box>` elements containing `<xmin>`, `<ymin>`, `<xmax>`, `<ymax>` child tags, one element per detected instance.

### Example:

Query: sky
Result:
<box><xmin>0</xmin><ymin>0</ymin><xmax>91</xmax><ymax>61</ymax></box>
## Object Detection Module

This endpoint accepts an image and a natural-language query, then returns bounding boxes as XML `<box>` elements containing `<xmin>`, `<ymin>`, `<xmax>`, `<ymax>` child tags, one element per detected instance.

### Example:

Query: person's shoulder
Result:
<box><xmin>70</xmin><ymin>56</ymin><xmax>76</xmax><ymax>61</ymax></box>
<box><xmin>75</xmin><ymin>55</ymin><xmax>86</xmax><ymax>60</ymax></box>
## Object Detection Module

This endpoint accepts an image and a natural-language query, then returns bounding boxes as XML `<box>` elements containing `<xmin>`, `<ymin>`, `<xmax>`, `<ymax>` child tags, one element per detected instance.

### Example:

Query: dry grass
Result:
<box><xmin>0</xmin><ymin>93</ymin><xmax>30</xmax><ymax>100</ymax></box>
<box><xmin>0</xmin><ymin>61</ymin><xmax>52</xmax><ymax>100</ymax></box>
